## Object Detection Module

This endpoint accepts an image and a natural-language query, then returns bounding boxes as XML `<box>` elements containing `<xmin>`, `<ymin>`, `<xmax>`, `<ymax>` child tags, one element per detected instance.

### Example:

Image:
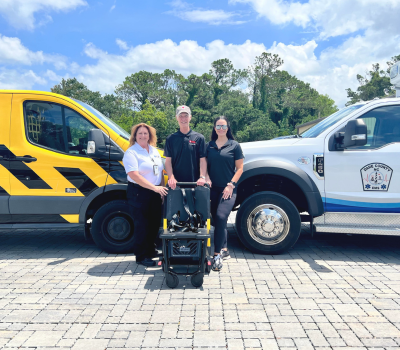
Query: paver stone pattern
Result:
<box><xmin>0</xmin><ymin>220</ymin><xmax>400</xmax><ymax>349</ymax></box>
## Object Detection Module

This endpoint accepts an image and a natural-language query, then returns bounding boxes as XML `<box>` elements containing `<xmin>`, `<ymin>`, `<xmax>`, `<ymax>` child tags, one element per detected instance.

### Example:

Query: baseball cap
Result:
<box><xmin>176</xmin><ymin>105</ymin><xmax>191</xmax><ymax>116</ymax></box>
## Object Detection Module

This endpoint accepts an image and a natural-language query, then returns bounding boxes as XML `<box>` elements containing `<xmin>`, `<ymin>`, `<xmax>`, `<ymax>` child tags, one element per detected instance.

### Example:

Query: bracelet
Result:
<box><xmin>199</xmin><ymin>175</ymin><xmax>206</xmax><ymax>179</ymax></box>
<box><xmin>227</xmin><ymin>182</ymin><xmax>234</xmax><ymax>188</ymax></box>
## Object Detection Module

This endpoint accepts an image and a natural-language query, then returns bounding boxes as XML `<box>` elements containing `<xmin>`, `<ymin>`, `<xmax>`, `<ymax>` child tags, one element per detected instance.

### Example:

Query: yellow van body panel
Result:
<box><xmin>9</xmin><ymin>93</ymin><xmax>112</xmax><ymax>197</ymax></box>
<box><xmin>0</xmin><ymin>94</ymin><xmax>12</xmax><ymax>195</ymax></box>
<box><xmin>0</xmin><ymin>90</ymin><xmax>167</xmax><ymax>225</ymax></box>
<box><xmin>60</xmin><ymin>214</ymin><xmax>79</xmax><ymax>223</ymax></box>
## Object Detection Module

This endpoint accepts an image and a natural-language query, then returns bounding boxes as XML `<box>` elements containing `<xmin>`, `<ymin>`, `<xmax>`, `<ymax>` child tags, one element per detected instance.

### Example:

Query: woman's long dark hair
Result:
<box><xmin>211</xmin><ymin>116</ymin><xmax>235</xmax><ymax>141</ymax></box>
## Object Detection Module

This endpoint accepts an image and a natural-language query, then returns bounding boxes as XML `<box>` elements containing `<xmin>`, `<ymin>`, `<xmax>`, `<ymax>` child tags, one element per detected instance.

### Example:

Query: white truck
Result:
<box><xmin>234</xmin><ymin>61</ymin><xmax>400</xmax><ymax>254</ymax></box>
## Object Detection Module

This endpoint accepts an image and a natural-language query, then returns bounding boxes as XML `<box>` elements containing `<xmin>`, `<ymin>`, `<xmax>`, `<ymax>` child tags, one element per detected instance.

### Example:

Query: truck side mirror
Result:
<box><xmin>87</xmin><ymin>129</ymin><xmax>108</xmax><ymax>159</ymax></box>
<box><xmin>343</xmin><ymin>119</ymin><xmax>367</xmax><ymax>148</ymax></box>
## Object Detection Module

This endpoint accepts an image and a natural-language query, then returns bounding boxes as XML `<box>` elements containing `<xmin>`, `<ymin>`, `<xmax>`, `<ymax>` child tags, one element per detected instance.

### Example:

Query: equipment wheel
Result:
<box><xmin>91</xmin><ymin>200</ymin><xmax>135</xmax><ymax>254</ymax></box>
<box><xmin>191</xmin><ymin>272</ymin><xmax>204</xmax><ymax>288</ymax></box>
<box><xmin>205</xmin><ymin>257</ymin><xmax>212</xmax><ymax>274</ymax></box>
<box><xmin>166</xmin><ymin>272</ymin><xmax>179</xmax><ymax>288</ymax></box>
<box><xmin>236</xmin><ymin>191</ymin><xmax>301</xmax><ymax>254</ymax></box>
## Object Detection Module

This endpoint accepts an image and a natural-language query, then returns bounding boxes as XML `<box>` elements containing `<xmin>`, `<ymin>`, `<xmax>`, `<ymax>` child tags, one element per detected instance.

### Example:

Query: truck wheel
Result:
<box><xmin>236</xmin><ymin>191</ymin><xmax>301</xmax><ymax>254</ymax></box>
<box><xmin>91</xmin><ymin>200</ymin><xmax>135</xmax><ymax>254</ymax></box>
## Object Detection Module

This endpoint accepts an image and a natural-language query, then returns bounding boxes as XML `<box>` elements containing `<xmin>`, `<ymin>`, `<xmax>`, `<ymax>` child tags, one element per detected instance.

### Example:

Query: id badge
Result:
<box><xmin>153</xmin><ymin>165</ymin><xmax>159</xmax><ymax>176</ymax></box>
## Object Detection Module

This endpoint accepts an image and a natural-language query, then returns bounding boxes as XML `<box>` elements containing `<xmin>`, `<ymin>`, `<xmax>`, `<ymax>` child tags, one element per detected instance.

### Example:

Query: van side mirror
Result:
<box><xmin>87</xmin><ymin>129</ymin><xmax>108</xmax><ymax>159</ymax></box>
<box><xmin>343</xmin><ymin>119</ymin><xmax>367</xmax><ymax>148</ymax></box>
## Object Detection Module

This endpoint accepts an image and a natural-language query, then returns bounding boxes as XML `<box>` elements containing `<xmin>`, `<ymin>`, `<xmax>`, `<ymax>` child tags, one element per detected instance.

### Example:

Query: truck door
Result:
<box><xmin>8</xmin><ymin>94</ymin><xmax>111</xmax><ymax>224</ymax></box>
<box><xmin>0</xmin><ymin>94</ymin><xmax>12</xmax><ymax>223</ymax></box>
<box><xmin>324</xmin><ymin>104</ymin><xmax>400</xmax><ymax>215</ymax></box>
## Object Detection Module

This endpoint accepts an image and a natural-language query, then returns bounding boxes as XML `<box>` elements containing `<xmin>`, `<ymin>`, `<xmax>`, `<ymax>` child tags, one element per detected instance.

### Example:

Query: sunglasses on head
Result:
<box><xmin>215</xmin><ymin>125</ymin><xmax>228</xmax><ymax>130</ymax></box>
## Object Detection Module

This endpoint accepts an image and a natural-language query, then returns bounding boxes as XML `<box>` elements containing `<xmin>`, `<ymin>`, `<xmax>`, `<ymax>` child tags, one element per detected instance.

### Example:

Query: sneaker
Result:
<box><xmin>212</xmin><ymin>254</ymin><xmax>223</xmax><ymax>271</ymax></box>
<box><xmin>220</xmin><ymin>249</ymin><xmax>230</xmax><ymax>260</ymax></box>
<box><xmin>137</xmin><ymin>257</ymin><xmax>156</xmax><ymax>267</ymax></box>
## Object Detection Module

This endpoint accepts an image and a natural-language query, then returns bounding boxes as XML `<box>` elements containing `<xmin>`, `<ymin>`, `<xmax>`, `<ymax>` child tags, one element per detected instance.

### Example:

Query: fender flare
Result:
<box><xmin>79</xmin><ymin>184</ymin><xmax>128</xmax><ymax>223</ymax></box>
<box><xmin>238</xmin><ymin>159</ymin><xmax>323</xmax><ymax>217</ymax></box>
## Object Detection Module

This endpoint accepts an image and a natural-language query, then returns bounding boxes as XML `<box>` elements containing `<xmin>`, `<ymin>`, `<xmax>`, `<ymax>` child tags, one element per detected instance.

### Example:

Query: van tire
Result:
<box><xmin>91</xmin><ymin>200</ymin><xmax>135</xmax><ymax>254</ymax></box>
<box><xmin>236</xmin><ymin>191</ymin><xmax>301</xmax><ymax>254</ymax></box>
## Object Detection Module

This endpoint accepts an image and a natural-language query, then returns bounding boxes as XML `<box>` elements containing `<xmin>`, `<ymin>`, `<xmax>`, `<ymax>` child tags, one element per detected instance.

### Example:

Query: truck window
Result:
<box><xmin>301</xmin><ymin>104</ymin><xmax>364</xmax><ymax>138</ymax></box>
<box><xmin>355</xmin><ymin>105</ymin><xmax>400</xmax><ymax>149</ymax></box>
<box><xmin>25</xmin><ymin>101</ymin><xmax>98</xmax><ymax>156</ymax></box>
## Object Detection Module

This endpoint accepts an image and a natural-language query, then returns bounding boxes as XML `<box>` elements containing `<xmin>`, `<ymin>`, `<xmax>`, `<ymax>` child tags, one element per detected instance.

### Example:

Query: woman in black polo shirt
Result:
<box><xmin>206</xmin><ymin>116</ymin><xmax>244</xmax><ymax>271</ymax></box>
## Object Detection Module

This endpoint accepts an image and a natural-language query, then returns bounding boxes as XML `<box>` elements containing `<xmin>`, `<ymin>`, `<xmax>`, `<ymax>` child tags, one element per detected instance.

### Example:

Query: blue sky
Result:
<box><xmin>0</xmin><ymin>0</ymin><xmax>400</xmax><ymax>107</ymax></box>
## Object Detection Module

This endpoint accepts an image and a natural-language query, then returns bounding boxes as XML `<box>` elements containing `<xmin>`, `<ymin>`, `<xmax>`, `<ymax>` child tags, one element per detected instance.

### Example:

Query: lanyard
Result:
<box><xmin>148</xmin><ymin>151</ymin><xmax>159</xmax><ymax>176</ymax></box>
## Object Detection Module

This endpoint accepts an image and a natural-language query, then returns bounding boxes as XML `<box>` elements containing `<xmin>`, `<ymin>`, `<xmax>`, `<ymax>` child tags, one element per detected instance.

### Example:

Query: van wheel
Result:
<box><xmin>91</xmin><ymin>200</ymin><xmax>135</xmax><ymax>254</ymax></box>
<box><xmin>236</xmin><ymin>191</ymin><xmax>301</xmax><ymax>254</ymax></box>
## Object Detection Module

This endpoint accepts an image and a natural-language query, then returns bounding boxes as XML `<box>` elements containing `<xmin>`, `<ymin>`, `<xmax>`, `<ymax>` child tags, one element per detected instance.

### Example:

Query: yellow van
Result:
<box><xmin>0</xmin><ymin>90</ymin><xmax>162</xmax><ymax>253</ymax></box>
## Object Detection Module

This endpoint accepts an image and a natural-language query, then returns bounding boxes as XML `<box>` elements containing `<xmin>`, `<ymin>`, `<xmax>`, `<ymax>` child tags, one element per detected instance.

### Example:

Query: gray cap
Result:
<box><xmin>176</xmin><ymin>105</ymin><xmax>191</xmax><ymax>116</ymax></box>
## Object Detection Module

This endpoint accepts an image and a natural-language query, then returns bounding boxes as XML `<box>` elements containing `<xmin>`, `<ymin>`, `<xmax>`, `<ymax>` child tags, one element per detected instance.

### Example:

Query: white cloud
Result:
<box><xmin>0</xmin><ymin>0</ymin><xmax>87</xmax><ymax>30</ymax></box>
<box><xmin>0</xmin><ymin>34</ymin><xmax>68</xmax><ymax>92</ymax></box>
<box><xmin>0</xmin><ymin>34</ymin><xmax>66</xmax><ymax>68</ymax></box>
<box><xmin>269</xmin><ymin>30</ymin><xmax>400</xmax><ymax>106</ymax></box>
<box><xmin>0</xmin><ymin>68</ymin><xmax>46</xmax><ymax>89</ymax></box>
<box><xmin>74</xmin><ymin>39</ymin><xmax>266</xmax><ymax>93</ymax></box>
<box><xmin>44</xmin><ymin>69</ymin><xmax>62</xmax><ymax>82</ymax></box>
<box><xmin>230</xmin><ymin>0</ymin><xmax>400</xmax><ymax>39</ymax></box>
<box><xmin>116</xmin><ymin>39</ymin><xmax>129</xmax><ymax>50</ymax></box>
<box><xmin>224</xmin><ymin>0</ymin><xmax>400</xmax><ymax>106</ymax></box>
<box><xmin>168</xmin><ymin>0</ymin><xmax>245</xmax><ymax>25</ymax></box>
<box><xmin>70</xmin><ymin>34</ymin><xmax>399</xmax><ymax>108</ymax></box>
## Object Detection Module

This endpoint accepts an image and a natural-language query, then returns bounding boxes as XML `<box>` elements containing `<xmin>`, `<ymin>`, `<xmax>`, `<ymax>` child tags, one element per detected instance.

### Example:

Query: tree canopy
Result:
<box><xmin>51</xmin><ymin>52</ymin><xmax>338</xmax><ymax>147</ymax></box>
<box><xmin>346</xmin><ymin>54</ymin><xmax>400</xmax><ymax>106</ymax></box>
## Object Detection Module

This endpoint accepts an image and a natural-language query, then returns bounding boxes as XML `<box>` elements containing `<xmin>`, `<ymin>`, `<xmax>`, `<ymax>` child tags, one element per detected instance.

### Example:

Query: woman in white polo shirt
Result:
<box><xmin>123</xmin><ymin>123</ymin><xmax>168</xmax><ymax>267</ymax></box>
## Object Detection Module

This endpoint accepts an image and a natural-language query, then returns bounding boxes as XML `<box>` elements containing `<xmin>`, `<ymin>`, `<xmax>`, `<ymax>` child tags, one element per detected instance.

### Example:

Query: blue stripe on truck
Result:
<box><xmin>325</xmin><ymin>197</ymin><xmax>400</xmax><ymax>213</ymax></box>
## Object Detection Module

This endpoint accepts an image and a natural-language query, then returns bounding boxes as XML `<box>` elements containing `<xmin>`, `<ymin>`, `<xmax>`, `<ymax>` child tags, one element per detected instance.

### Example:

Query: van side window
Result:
<box><xmin>25</xmin><ymin>101</ymin><xmax>98</xmax><ymax>156</ymax></box>
<box><xmin>356</xmin><ymin>105</ymin><xmax>400</xmax><ymax>149</ymax></box>
<box><xmin>65</xmin><ymin>107</ymin><xmax>97</xmax><ymax>155</ymax></box>
<box><xmin>25</xmin><ymin>102</ymin><xmax>66</xmax><ymax>153</ymax></box>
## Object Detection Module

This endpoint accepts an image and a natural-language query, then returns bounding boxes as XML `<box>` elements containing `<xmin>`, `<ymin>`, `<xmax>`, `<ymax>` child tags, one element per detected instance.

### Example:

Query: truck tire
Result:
<box><xmin>91</xmin><ymin>200</ymin><xmax>135</xmax><ymax>254</ymax></box>
<box><xmin>236</xmin><ymin>191</ymin><xmax>301</xmax><ymax>254</ymax></box>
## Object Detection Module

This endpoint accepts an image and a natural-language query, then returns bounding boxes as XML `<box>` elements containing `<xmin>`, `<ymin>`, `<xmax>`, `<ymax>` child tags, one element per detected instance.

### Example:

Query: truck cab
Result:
<box><xmin>235</xmin><ymin>69</ymin><xmax>400</xmax><ymax>254</ymax></box>
<box><xmin>0</xmin><ymin>90</ymin><xmax>158</xmax><ymax>254</ymax></box>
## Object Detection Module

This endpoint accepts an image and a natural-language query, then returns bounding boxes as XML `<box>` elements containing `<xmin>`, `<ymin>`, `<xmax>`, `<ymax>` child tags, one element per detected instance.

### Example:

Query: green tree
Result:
<box><xmin>51</xmin><ymin>78</ymin><xmax>125</xmax><ymax>120</ymax></box>
<box><xmin>247</xmin><ymin>52</ymin><xmax>283</xmax><ymax>111</ymax></box>
<box><xmin>132</xmin><ymin>100</ymin><xmax>169</xmax><ymax>146</ymax></box>
<box><xmin>193</xmin><ymin>122</ymin><xmax>213</xmax><ymax>142</ymax></box>
<box><xmin>209</xmin><ymin>58</ymin><xmax>247</xmax><ymax>105</ymax></box>
<box><xmin>211</xmin><ymin>90</ymin><xmax>279</xmax><ymax>142</ymax></box>
<box><xmin>52</xmin><ymin>50</ymin><xmax>341</xmax><ymax>144</ymax></box>
<box><xmin>346</xmin><ymin>55</ymin><xmax>400</xmax><ymax>106</ymax></box>
<box><xmin>236</xmin><ymin>114</ymin><xmax>279</xmax><ymax>142</ymax></box>
<box><xmin>115</xmin><ymin>69</ymin><xmax>185</xmax><ymax>111</ymax></box>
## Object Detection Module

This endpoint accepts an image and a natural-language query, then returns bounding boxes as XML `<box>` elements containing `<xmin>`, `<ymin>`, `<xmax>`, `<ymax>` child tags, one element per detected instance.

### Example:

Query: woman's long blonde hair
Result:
<box><xmin>129</xmin><ymin>123</ymin><xmax>157</xmax><ymax>147</ymax></box>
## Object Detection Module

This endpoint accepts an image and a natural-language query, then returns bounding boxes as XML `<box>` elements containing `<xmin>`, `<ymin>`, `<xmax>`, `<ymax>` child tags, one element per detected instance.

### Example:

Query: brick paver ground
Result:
<box><xmin>0</xmin><ymin>219</ymin><xmax>400</xmax><ymax>349</ymax></box>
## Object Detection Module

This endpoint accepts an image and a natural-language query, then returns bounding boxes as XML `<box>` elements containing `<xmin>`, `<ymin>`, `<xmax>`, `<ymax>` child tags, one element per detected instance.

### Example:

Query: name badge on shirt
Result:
<box><xmin>153</xmin><ymin>165</ymin><xmax>159</xmax><ymax>176</ymax></box>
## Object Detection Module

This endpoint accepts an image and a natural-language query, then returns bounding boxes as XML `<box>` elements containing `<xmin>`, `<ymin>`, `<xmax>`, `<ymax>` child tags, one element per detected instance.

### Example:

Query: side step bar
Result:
<box><xmin>315</xmin><ymin>224</ymin><xmax>400</xmax><ymax>236</ymax></box>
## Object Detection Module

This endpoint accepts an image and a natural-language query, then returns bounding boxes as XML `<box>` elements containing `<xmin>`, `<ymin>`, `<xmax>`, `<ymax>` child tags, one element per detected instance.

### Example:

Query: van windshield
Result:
<box><xmin>73</xmin><ymin>99</ymin><xmax>131</xmax><ymax>140</ymax></box>
<box><xmin>301</xmin><ymin>104</ymin><xmax>365</xmax><ymax>138</ymax></box>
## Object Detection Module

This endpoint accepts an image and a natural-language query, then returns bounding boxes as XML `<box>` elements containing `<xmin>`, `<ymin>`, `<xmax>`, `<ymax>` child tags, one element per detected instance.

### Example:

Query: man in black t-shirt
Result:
<box><xmin>164</xmin><ymin>105</ymin><xmax>207</xmax><ymax>189</ymax></box>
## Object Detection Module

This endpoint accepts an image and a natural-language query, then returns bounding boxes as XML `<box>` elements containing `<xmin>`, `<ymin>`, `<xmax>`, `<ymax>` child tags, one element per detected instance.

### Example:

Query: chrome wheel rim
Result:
<box><xmin>247</xmin><ymin>204</ymin><xmax>290</xmax><ymax>245</ymax></box>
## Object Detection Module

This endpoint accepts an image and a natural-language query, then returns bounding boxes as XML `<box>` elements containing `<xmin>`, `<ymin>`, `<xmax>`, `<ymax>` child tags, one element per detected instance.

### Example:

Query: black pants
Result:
<box><xmin>127</xmin><ymin>183</ymin><xmax>162</xmax><ymax>261</ymax></box>
<box><xmin>210</xmin><ymin>187</ymin><xmax>237</xmax><ymax>254</ymax></box>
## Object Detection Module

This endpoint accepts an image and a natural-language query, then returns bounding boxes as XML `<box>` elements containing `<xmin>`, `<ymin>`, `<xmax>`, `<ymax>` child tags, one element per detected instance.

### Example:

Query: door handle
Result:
<box><xmin>8</xmin><ymin>155</ymin><xmax>37</xmax><ymax>163</ymax></box>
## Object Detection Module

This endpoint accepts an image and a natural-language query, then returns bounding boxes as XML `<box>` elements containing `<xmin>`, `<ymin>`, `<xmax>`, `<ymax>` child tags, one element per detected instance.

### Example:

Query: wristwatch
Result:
<box><xmin>199</xmin><ymin>175</ymin><xmax>206</xmax><ymax>179</ymax></box>
<box><xmin>228</xmin><ymin>181</ymin><xmax>237</xmax><ymax>188</ymax></box>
